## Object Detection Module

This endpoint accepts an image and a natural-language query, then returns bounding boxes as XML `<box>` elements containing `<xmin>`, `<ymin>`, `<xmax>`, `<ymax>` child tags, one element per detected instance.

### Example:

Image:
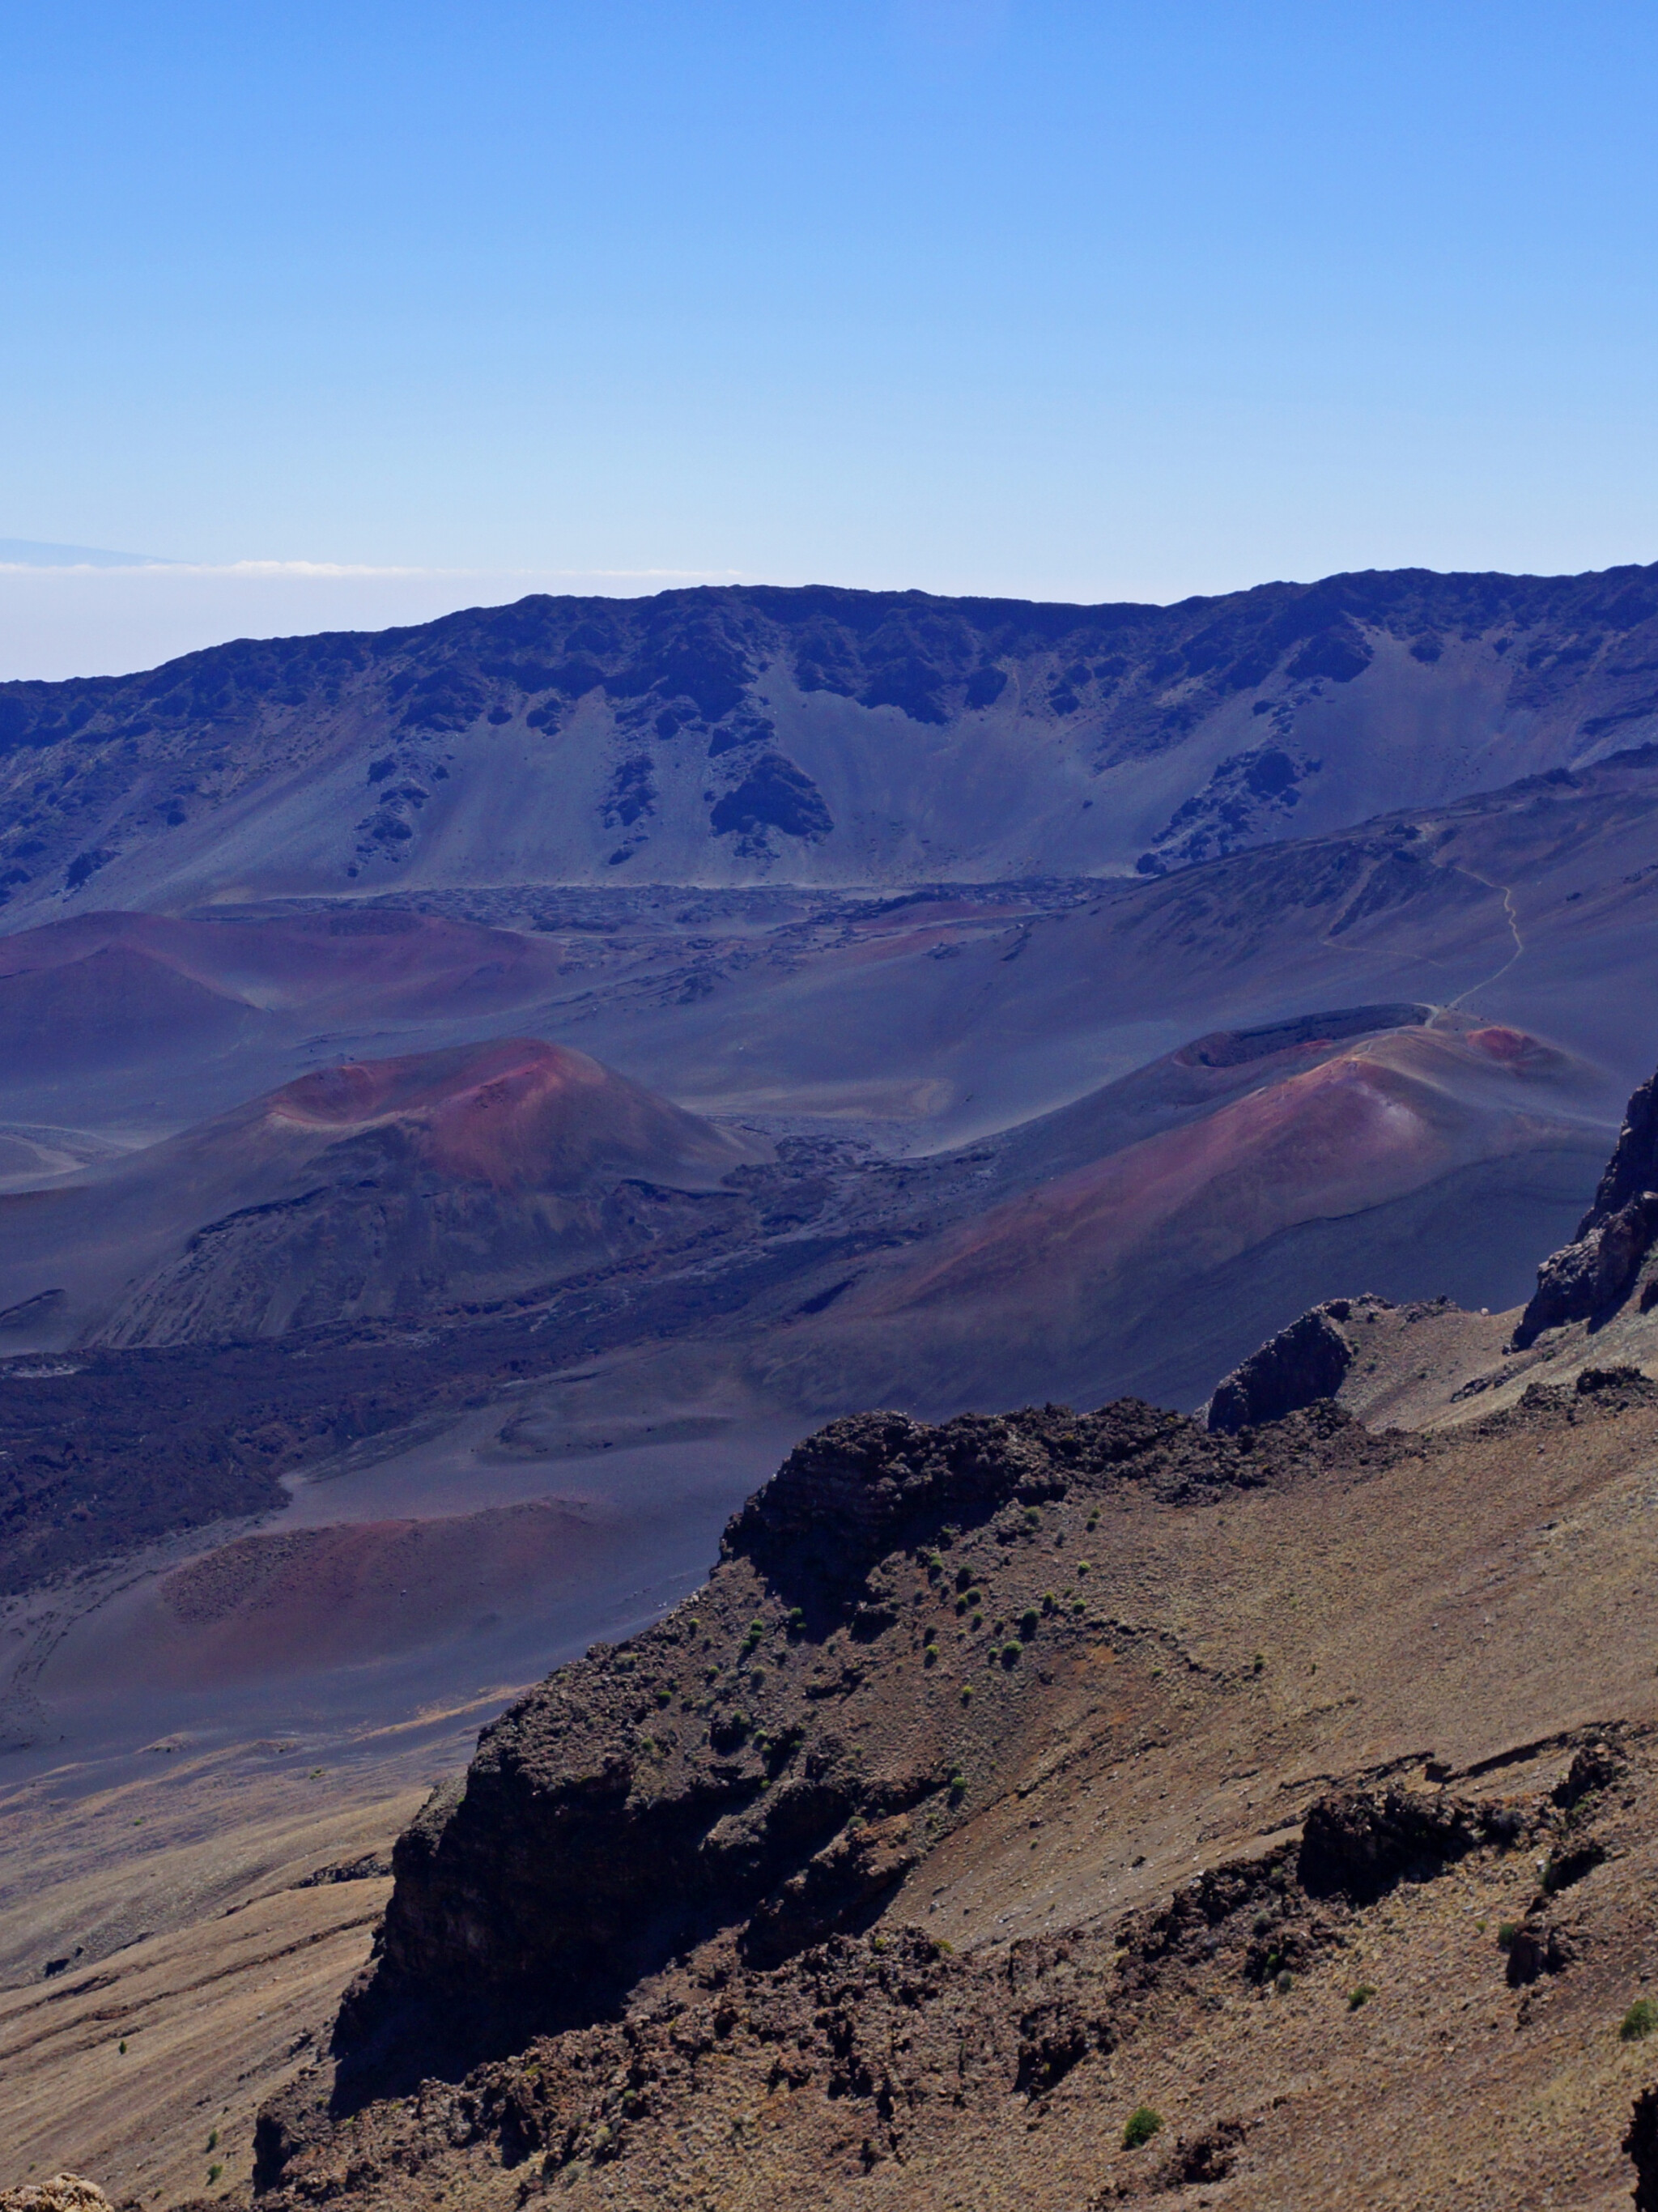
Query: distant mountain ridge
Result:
<box><xmin>4</xmin><ymin>566</ymin><xmax>1658</xmax><ymax>920</ymax></box>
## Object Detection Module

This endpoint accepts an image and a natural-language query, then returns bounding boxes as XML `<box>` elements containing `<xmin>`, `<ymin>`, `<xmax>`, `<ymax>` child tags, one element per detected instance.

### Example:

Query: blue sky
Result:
<box><xmin>2</xmin><ymin>1</ymin><xmax>1657</xmax><ymax>670</ymax></box>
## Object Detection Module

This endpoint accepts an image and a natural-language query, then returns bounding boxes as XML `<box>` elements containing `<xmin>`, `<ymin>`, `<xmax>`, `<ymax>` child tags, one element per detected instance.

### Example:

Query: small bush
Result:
<box><xmin>1621</xmin><ymin>1997</ymin><xmax>1658</xmax><ymax>2042</ymax></box>
<box><xmin>1019</xmin><ymin>1608</ymin><xmax>1040</xmax><ymax>1640</ymax></box>
<box><xmin>1252</xmin><ymin>1653</ymin><xmax>1265</xmax><ymax>1674</ymax></box>
<box><xmin>1001</xmin><ymin>1642</ymin><xmax>1020</xmax><ymax>1667</ymax></box>
<box><xmin>1347</xmin><ymin>1984</ymin><xmax>1375</xmax><ymax>2010</ymax></box>
<box><xmin>206</xmin><ymin>2129</ymin><xmax>218</xmax><ymax>2153</ymax></box>
<box><xmin>1497</xmin><ymin>1922</ymin><xmax>1519</xmax><ymax>1952</ymax></box>
<box><xmin>1275</xmin><ymin>1969</ymin><xmax>1295</xmax><ymax>1995</ymax></box>
<box><xmin>207</xmin><ymin>2164</ymin><xmax>223</xmax><ymax>2186</ymax></box>
<box><xmin>1122</xmin><ymin>2105</ymin><xmax>1163</xmax><ymax>2150</ymax></box>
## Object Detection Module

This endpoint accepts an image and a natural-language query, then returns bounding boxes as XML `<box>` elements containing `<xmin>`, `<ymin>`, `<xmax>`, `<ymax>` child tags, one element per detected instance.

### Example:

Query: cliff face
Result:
<box><xmin>1516</xmin><ymin>1061</ymin><xmax>1658</xmax><ymax>1343</ymax></box>
<box><xmin>331</xmin><ymin>1400</ymin><xmax>1377</xmax><ymax>2096</ymax></box>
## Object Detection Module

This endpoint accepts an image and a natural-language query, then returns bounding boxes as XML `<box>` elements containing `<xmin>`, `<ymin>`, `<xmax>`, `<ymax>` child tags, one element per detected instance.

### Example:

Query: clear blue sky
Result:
<box><xmin>4</xmin><ymin>0</ymin><xmax>1657</xmax><ymax>608</ymax></box>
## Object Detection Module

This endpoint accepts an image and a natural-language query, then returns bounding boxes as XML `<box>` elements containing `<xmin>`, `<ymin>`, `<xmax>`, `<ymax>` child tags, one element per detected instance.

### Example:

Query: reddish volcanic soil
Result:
<box><xmin>855</xmin><ymin>1026</ymin><xmax>1574</xmax><ymax>1320</ymax></box>
<box><xmin>0</xmin><ymin>1034</ymin><xmax>770</xmax><ymax>1345</ymax></box>
<box><xmin>52</xmin><ymin>1499</ymin><xmax>617</xmax><ymax>1691</ymax></box>
<box><xmin>0</xmin><ymin>907</ymin><xmax>568</xmax><ymax>1023</ymax></box>
<box><xmin>258</xmin><ymin>1036</ymin><xmax>762</xmax><ymax>1191</ymax></box>
<box><xmin>767</xmin><ymin>1022</ymin><xmax>1601</xmax><ymax>1410</ymax></box>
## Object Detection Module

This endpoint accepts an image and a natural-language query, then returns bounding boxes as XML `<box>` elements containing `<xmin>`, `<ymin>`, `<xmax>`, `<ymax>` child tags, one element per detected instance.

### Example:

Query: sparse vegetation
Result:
<box><xmin>1122</xmin><ymin>2105</ymin><xmax>1163</xmax><ymax>2150</ymax></box>
<box><xmin>1347</xmin><ymin>1984</ymin><xmax>1375</xmax><ymax>2010</ymax></box>
<box><xmin>206</xmin><ymin>2129</ymin><xmax>219</xmax><ymax>2152</ymax></box>
<box><xmin>1621</xmin><ymin>1997</ymin><xmax>1658</xmax><ymax>2041</ymax></box>
<box><xmin>208</xmin><ymin>2163</ymin><xmax>223</xmax><ymax>2185</ymax></box>
<box><xmin>1497</xmin><ymin>1922</ymin><xmax>1519</xmax><ymax>1951</ymax></box>
<box><xmin>1275</xmin><ymin>1969</ymin><xmax>1295</xmax><ymax>1994</ymax></box>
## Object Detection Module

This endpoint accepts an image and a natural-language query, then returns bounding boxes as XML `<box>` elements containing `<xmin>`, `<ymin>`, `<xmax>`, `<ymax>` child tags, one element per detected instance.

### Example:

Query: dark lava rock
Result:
<box><xmin>1516</xmin><ymin>1065</ymin><xmax>1658</xmax><ymax>1344</ymax></box>
<box><xmin>1297</xmin><ymin>1787</ymin><xmax>1479</xmax><ymax>1901</ymax></box>
<box><xmin>1206</xmin><ymin>1305</ymin><xmax>1355</xmax><ymax>1434</ymax></box>
<box><xmin>1554</xmin><ymin>1738</ymin><xmax>1627</xmax><ymax>1808</ymax></box>
<box><xmin>1627</xmin><ymin>2085</ymin><xmax>1658</xmax><ymax>2212</ymax></box>
<box><xmin>1506</xmin><ymin>1921</ymin><xmax>1575</xmax><ymax>1986</ymax></box>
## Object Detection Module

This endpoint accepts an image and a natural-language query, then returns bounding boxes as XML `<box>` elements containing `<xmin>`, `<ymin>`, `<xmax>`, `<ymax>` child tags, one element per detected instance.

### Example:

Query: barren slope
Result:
<box><xmin>5</xmin><ymin>568</ymin><xmax>1658</xmax><ymax>923</ymax></box>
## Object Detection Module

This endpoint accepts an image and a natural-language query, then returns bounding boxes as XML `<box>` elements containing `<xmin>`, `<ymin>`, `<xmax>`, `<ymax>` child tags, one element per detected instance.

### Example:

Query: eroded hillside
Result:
<box><xmin>5</xmin><ymin>568</ymin><xmax>1658</xmax><ymax>918</ymax></box>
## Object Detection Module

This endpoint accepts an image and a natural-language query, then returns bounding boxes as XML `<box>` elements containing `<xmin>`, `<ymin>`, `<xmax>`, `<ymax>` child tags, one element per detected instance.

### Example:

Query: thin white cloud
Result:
<box><xmin>0</xmin><ymin>559</ymin><xmax>751</xmax><ymax>680</ymax></box>
<box><xmin>0</xmin><ymin>559</ymin><xmax>744</xmax><ymax>581</ymax></box>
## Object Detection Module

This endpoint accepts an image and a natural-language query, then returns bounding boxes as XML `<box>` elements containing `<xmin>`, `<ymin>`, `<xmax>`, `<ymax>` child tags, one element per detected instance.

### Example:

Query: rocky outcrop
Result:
<box><xmin>1205</xmin><ymin>1303</ymin><xmax>1358</xmax><ymax>1434</ymax></box>
<box><xmin>1516</xmin><ymin>1066</ymin><xmax>1658</xmax><ymax>1344</ymax></box>
<box><xmin>1296</xmin><ymin>1787</ymin><xmax>1482</xmax><ymax>1901</ymax></box>
<box><xmin>328</xmin><ymin>1399</ymin><xmax>1390</xmax><ymax>2101</ymax></box>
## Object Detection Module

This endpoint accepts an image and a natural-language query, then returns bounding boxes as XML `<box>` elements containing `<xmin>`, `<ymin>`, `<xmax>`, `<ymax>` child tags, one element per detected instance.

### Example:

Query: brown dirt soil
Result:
<box><xmin>0</xmin><ymin>1729</ymin><xmax>453</xmax><ymax>2206</ymax></box>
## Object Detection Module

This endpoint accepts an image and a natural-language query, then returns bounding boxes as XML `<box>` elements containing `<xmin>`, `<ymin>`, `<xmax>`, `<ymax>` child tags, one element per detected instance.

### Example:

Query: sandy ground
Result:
<box><xmin>0</xmin><ymin>1718</ymin><xmax>462</xmax><ymax>2203</ymax></box>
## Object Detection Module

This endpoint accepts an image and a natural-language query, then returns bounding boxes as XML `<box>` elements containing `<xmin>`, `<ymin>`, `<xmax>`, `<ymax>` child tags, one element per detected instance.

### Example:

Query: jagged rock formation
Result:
<box><xmin>1205</xmin><ymin>1301</ymin><xmax>1362</xmax><ymax>1432</ymax></box>
<box><xmin>1516</xmin><ymin>1062</ymin><xmax>1658</xmax><ymax>1343</ymax></box>
<box><xmin>328</xmin><ymin>1399</ymin><xmax>1387</xmax><ymax>2099</ymax></box>
<box><xmin>256</xmin><ymin>1721</ymin><xmax>1658</xmax><ymax>2211</ymax></box>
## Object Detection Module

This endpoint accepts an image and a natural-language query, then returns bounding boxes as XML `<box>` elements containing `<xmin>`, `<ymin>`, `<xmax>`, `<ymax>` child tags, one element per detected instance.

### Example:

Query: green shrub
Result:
<box><xmin>1122</xmin><ymin>2105</ymin><xmax>1163</xmax><ymax>2150</ymax></box>
<box><xmin>207</xmin><ymin>2164</ymin><xmax>223</xmax><ymax>2186</ymax></box>
<box><xmin>1497</xmin><ymin>1922</ymin><xmax>1519</xmax><ymax>1951</ymax></box>
<box><xmin>1347</xmin><ymin>1984</ymin><xmax>1375</xmax><ymax>2010</ymax></box>
<box><xmin>206</xmin><ymin>2130</ymin><xmax>218</xmax><ymax>2153</ymax></box>
<box><xmin>1019</xmin><ymin>1608</ymin><xmax>1040</xmax><ymax>1640</ymax></box>
<box><xmin>1621</xmin><ymin>1997</ymin><xmax>1658</xmax><ymax>2042</ymax></box>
